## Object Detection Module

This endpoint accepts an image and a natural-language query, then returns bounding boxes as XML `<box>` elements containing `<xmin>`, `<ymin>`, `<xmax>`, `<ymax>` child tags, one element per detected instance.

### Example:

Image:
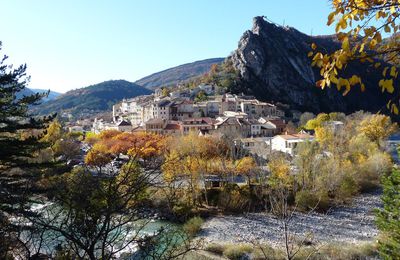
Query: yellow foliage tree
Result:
<box><xmin>358</xmin><ymin>114</ymin><xmax>397</xmax><ymax>144</ymax></box>
<box><xmin>268</xmin><ymin>154</ymin><xmax>292</xmax><ymax>188</ymax></box>
<box><xmin>315</xmin><ymin>126</ymin><xmax>334</xmax><ymax>148</ymax></box>
<box><xmin>41</xmin><ymin>120</ymin><xmax>62</xmax><ymax>145</ymax></box>
<box><xmin>235</xmin><ymin>156</ymin><xmax>257</xmax><ymax>187</ymax></box>
<box><xmin>311</xmin><ymin>0</ymin><xmax>400</xmax><ymax>112</ymax></box>
<box><xmin>162</xmin><ymin>132</ymin><xmax>231</xmax><ymax>206</ymax></box>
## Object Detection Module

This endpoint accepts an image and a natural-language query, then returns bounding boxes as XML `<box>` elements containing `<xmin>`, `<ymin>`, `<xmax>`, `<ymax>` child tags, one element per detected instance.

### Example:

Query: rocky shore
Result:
<box><xmin>198</xmin><ymin>191</ymin><xmax>382</xmax><ymax>246</ymax></box>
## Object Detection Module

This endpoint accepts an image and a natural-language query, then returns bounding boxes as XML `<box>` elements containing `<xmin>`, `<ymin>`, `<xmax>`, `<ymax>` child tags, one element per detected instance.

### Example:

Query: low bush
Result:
<box><xmin>252</xmin><ymin>244</ymin><xmax>283</xmax><ymax>260</ymax></box>
<box><xmin>295</xmin><ymin>190</ymin><xmax>330</xmax><ymax>212</ymax></box>
<box><xmin>183</xmin><ymin>216</ymin><xmax>204</xmax><ymax>237</ymax></box>
<box><xmin>223</xmin><ymin>243</ymin><xmax>253</xmax><ymax>260</ymax></box>
<box><xmin>336</xmin><ymin>175</ymin><xmax>359</xmax><ymax>202</ymax></box>
<box><xmin>205</xmin><ymin>243</ymin><xmax>226</xmax><ymax>255</ymax></box>
<box><xmin>172</xmin><ymin>202</ymin><xmax>194</xmax><ymax>221</ymax></box>
<box><xmin>296</xmin><ymin>242</ymin><xmax>379</xmax><ymax>260</ymax></box>
<box><xmin>218</xmin><ymin>184</ymin><xmax>251</xmax><ymax>213</ymax></box>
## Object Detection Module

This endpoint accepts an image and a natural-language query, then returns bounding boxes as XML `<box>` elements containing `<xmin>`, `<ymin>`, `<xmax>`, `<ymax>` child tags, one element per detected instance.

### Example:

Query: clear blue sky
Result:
<box><xmin>0</xmin><ymin>0</ymin><xmax>334</xmax><ymax>93</ymax></box>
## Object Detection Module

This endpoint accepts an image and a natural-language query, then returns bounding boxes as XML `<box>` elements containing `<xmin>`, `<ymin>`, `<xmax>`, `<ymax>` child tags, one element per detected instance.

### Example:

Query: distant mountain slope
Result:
<box><xmin>15</xmin><ymin>88</ymin><xmax>35</xmax><ymax>99</ymax></box>
<box><xmin>135</xmin><ymin>58</ymin><xmax>224</xmax><ymax>90</ymax></box>
<box><xmin>31</xmin><ymin>88</ymin><xmax>61</xmax><ymax>102</ymax></box>
<box><xmin>16</xmin><ymin>88</ymin><xmax>61</xmax><ymax>102</ymax></box>
<box><xmin>33</xmin><ymin>80</ymin><xmax>151</xmax><ymax>118</ymax></box>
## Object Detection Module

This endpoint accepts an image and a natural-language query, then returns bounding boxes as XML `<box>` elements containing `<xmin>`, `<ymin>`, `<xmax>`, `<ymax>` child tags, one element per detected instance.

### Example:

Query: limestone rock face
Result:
<box><xmin>230</xmin><ymin>16</ymin><xmax>389</xmax><ymax>113</ymax></box>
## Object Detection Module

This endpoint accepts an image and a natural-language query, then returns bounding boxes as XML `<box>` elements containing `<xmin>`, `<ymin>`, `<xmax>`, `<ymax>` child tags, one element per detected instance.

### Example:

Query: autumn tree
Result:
<box><xmin>293</xmin><ymin>141</ymin><xmax>320</xmax><ymax>190</ymax></box>
<box><xmin>292</xmin><ymin>112</ymin><xmax>393</xmax><ymax>210</ymax></box>
<box><xmin>85</xmin><ymin>131</ymin><xmax>166</xmax><ymax>175</ymax></box>
<box><xmin>357</xmin><ymin>113</ymin><xmax>397</xmax><ymax>145</ymax></box>
<box><xmin>32</xmin><ymin>129</ymin><xmax>195</xmax><ymax>259</ymax></box>
<box><xmin>235</xmin><ymin>156</ymin><xmax>257</xmax><ymax>188</ymax></box>
<box><xmin>162</xmin><ymin>133</ymin><xmax>231</xmax><ymax>208</ymax></box>
<box><xmin>311</xmin><ymin>0</ymin><xmax>400</xmax><ymax>112</ymax></box>
<box><xmin>41</xmin><ymin>120</ymin><xmax>62</xmax><ymax>145</ymax></box>
<box><xmin>33</xmin><ymin>163</ymin><xmax>197</xmax><ymax>259</ymax></box>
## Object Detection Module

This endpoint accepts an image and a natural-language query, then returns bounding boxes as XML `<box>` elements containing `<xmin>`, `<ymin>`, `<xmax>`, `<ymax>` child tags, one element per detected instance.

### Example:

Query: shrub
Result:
<box><xmin>295</xmin><ymin>190</ymin><xmax>330</xmax><ymax>212</ymax></box>
<box><xmin>376</xmin><ymin>168</ymin><xmax>400</xmax><ymax>259</ymax></box>
<box><xmin>252</xmin><ymin>244</ymin><xmax>283</xmax><ymax>260</ymax></box>
<box><xmin>218</xmin><ymin>184</ymin><xmax>251</xmax><ymax>213</ymax></box>
<box><xmin>336</xmin><ymin>175</ymin><xmax>359</xmax><ymax>202</ymax></box>
<box><xmin>205</xmin><ymin>243</ymin><xmax>226</xmax><ymax>255</ymax></box>
<box><xmin>295</xmin><ymin>190</ymin><xmax>319</xmax><ymax>211</ymax></box>
<box><xmin>172</xmin><ymin>203</ymin><xmax>194</xmax><ymax>221</ymax></box>
<box><xmin>306</xmin><ymin>242</ymin><xmax>379</xmax><ymax>260</ymax></box>
<box><xmin>183</xmin><ymin>216</ymin><xmax>204</xmax><ymax>237</ymax></box>
<box><xmin>223</xmin><ymin>244</ymin><xmax>253</xmax><ymax>260</ymax></box>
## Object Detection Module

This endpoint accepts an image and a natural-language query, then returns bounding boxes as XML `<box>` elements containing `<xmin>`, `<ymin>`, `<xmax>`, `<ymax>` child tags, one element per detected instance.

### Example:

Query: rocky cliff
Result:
<box><xmin>229</xmin><ymin>16</ymin><xmax>390</xmax><ymax>113</ymax></box>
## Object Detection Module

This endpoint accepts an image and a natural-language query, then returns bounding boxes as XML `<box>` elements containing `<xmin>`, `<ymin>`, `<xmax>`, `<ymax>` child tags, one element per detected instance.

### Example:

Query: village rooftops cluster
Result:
<box><xmin>91</xmin><ymin>84</ymin><xmax>318</xmax><ymax>156</ymax></box>
<box><xmin>92</xmin><ymin>84</ymin><xmax>285</xmax><ymax>138</ymax></box>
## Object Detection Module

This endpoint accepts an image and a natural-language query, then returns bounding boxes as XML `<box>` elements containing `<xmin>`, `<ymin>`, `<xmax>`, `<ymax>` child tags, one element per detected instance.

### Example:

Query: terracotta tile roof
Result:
<box><xmin>164</xmin><ymin>123</ymin><xmax>181</xmax><ymax>130</ymax></box>
<box><xmin>276</xmin><ymin>133</ymin><xmax>313</xmax><ymax>140</ymax></box>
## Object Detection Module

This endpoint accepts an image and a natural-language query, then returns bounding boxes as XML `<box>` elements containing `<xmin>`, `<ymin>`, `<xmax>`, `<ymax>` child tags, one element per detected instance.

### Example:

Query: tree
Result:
<box><xmin>299</xmin><ymin>112</ymin><xmax>315</xmax><ymax>128</ymax></box>
<box><xmin>293</xmin><ymin>141</ymin><xmax>320</xmax><ymax>190</ymax></box>
<box><xmin>0</xmin><ymin>41</ymin><xmax>54</xmax><ymax>257</ymax></box>
<box><xmin>194</xmin><ymin>90</ymin><xmax>208</xmax><ymax>102</ymax></box>
<box><xmin>357</xmin><ymin>114</ymin><xmax>397</xmax><ymax>145</ymax></box>
<box><xmin>33</xmin><ymin>150</ymin><xmax>197</xmax><ymax>259</ymax></box>
<box><xmin>162</xmin><ymin>133</ymin><xmax>231</xmax><ymax>207</ymax></box>
<box><xmin>268</xmin><ymin>153</ymin><xmax>292</xmax><ymax>188</ymax></box>
<box><xmin>235</xmin><ymin>156</ymin><xmax>257</xmax><ymax>188</ymax></box>
<box><xmin>33</xmin><ymin>164</ymin><xmax>154</xmax><ymax>259</ymax></box>
<box><xmin>304</xmin><ymin>113</ymin><xmax>330</xmax><ymax>130</ymax></box>
<box><xmin>161</xmin><ymin>87</ymin><xmax>170</xmax><ymax>97</ymax></box>
<box><xmin>41</xmin><ymin>120</ymin><xmax>62</xmax><ymax>145</ymax></box>
<box><xmin>311</xmin><ymin>0</ymin><xmax>400</xmax><ymax>112</ymax></box>
<box><xmin>376</xmin><ymin>168</ymin><xmax>400</xmax><ymax>259</ymax></box>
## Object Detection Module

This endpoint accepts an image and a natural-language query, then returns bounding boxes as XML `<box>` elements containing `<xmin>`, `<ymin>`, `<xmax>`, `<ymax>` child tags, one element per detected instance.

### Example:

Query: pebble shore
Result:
<box><xmin>198</xmin><ymin>191</ymin><xmax>382</xmax><ymax>246</ymax></box>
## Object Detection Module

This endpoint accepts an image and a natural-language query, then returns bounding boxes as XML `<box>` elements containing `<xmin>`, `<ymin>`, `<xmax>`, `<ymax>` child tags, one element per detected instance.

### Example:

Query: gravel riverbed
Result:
<box><xmin>198</xmin><ymin>191</ymin><xmax>382</xmax><ymax>246</ymax></box>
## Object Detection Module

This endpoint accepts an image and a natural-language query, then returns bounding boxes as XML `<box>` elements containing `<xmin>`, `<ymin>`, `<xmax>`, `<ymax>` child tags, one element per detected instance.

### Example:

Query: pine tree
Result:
<box><xmin>376</xmin><ymin>168</ymin><xmax>400</xmax><ymax>259</ymax></box>
<box><xmin>0</xmin><ymin>41</ymin><xmax>54</xmax><ymax>256</ymax></box>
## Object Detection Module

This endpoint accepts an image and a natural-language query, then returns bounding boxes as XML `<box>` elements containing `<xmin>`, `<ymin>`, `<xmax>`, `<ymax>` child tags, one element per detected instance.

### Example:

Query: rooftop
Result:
<box><xmin>275</xmin><ymin>133</ymin><xmax>313</xmax><ymax>140</ymax></box>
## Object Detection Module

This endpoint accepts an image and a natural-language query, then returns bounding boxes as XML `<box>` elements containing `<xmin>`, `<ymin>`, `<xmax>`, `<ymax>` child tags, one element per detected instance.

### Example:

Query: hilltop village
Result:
<box><xmin>88</xmin><ymin>84</ymin><xmax>315</xmax><ymax>158</ymax></box>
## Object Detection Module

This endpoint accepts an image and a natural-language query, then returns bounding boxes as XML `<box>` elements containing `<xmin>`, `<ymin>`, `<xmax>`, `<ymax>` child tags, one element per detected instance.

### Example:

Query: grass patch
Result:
<box><xmin>292</xmin><ymin>242</ymin><xmax>379</xmax><ymax>260</ymax></box>
<box><xmin>223</xmin><ymin>243</ymin><xmax>253</xmax><ymax>260</ymax></box>
<box><xmin>183</xmin><ymin>216</ymin><xmax>204</xmax><ymax>237</ymax></box>
<box><xmin>252</xmin><ymin>244</ymin><xmax>284</xmax><ymax>260</ymax></box>
<box><xmin>203</xmin><ymin>241</ymin><xmax>378</xmax><ymax>260</ymax></box>
<box><xmin>205</xmin><ymin>243</ymin><xmax>226</xmax><ymax>255</ymax></box>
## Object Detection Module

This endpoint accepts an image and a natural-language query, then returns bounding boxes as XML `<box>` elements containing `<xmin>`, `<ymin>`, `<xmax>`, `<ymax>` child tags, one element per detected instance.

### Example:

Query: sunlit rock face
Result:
<box><xmin>230</xmin><ymin>16</ymin><xmax>390</xmax><ymax>114</ymax></box>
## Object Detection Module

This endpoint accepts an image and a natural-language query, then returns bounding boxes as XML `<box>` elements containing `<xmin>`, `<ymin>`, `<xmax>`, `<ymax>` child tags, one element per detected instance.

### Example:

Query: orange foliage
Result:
<box><xmin>87</xmin><ymin>130</ymin><xmax>166</xmax><ymax>161</ymax></box>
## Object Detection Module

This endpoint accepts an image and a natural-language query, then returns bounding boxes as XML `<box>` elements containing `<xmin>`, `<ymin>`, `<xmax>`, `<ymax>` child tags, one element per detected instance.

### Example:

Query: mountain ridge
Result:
<box><xmin>135</xmin><ymin>58</ymin><xmax>224</xmax><ymax>90</ymax></box>
<box><xmin>33</xmin><ymin>80</ymin><xmax>151</xmax><ymax>118</ymax></box>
